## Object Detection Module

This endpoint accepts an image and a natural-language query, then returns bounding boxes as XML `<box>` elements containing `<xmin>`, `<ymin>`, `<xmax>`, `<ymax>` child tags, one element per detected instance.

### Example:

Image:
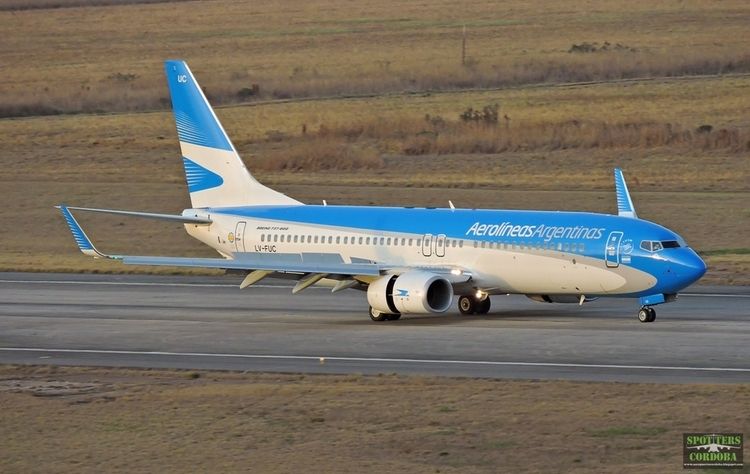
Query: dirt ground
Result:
<box><xmin>0</xmin><ymin>365</ymin><xmax>747</xmax><ymax>473</ymax></box>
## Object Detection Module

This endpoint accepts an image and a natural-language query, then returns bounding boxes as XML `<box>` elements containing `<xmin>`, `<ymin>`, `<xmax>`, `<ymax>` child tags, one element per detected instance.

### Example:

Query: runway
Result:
<box><xmin>1</xmin><ymin>272</ymin><xmax>748</xmax><ymax>383</ymax></box>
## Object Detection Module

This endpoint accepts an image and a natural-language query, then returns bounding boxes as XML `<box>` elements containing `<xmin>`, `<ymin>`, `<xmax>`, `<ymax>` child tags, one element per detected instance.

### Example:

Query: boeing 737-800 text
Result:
<box><xmin>59</xmin><ymin>60</ymin><xmax>707</xmax><ymax>322</ymax></box>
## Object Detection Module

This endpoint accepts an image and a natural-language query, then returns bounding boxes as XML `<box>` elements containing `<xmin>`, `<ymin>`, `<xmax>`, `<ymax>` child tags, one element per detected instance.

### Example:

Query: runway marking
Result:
<box><xmin>1</xmin><ymin>348</ymin><xmax>749</xmax><ymax>373</ymax></box>
<box><xmin>0</xmin><ymin>279</ymin><xmax>747</xmax><ymax>297</ymax></box>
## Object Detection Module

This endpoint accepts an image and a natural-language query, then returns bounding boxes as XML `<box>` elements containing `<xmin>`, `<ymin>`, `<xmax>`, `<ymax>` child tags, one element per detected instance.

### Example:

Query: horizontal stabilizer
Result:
<box><xmin>58</xmin><ymin>206</ymin><xmax>212</xmax><ymax>224</ymax></box>
<box><xmin>613</xmin><ymin>168</ymin><xmax>637</xmax><ymax>218</ymax></box>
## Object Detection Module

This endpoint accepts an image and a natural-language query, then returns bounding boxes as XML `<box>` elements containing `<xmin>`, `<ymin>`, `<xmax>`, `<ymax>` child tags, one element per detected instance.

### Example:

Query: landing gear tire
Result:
<box><xmin>638</xmin><ymin>307</ymin><xmax>656</xmax><ymax>323</ymax></box>
<box><xmin>458</xmin><ymin>295</ymin><xmax>491</xmax><ymax>315</ymax></box>
<box><xmin>476</xmin><ymin>297</ymin><xmax>491</xmax><ymax>315</ymax></box>
<box><xmin>458</xmin><ymin>295</ymin><xmax>478</xmax><ymax>315</ymax></box>
<box><xmin>369</xmin><ymin>306</ymin><xmax>388</xmax><ymax>322</ymax></box>
<box><xmin>369</xmin><ymin>306</ymin><xmax>400</xmax><ymax>322</ymax></box>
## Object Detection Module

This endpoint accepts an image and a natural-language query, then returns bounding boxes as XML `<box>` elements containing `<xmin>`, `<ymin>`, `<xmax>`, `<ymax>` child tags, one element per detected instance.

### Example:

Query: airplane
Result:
<box><xmin>58</xmin><ymin>60</ymin><xmax>707</xmax><ymax>323</ymax></box>
<box><xmin>686</xmin><ymin>434</ymin><xmax>742</xmax><ymax>453</ymax></box>
<box><xmin>687</xmin><ymin>443</ymin><xmax>742</xmax><ymax>453</ymax></box>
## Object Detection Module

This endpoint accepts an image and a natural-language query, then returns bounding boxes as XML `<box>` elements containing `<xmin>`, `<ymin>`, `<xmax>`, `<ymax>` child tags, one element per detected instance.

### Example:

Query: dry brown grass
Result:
<box><xmin>1</xmin><ymin>365</ymin><xmax>748</xmax><ymax>473</ymax></box>
<box><xmin>1</xmin><ymin>75</ymin><xmax>748</xmax><ymax>281</ymax></box>
<box><xmin>253</xmin><ymin>137</ymin><xmax>383</xmax><ymax>172</ymax></box>
<box><xmin>312</xmin><ymin>115</ymin><xmax>750</xmax><ymax>157</ymax></box>
<box><xmin>0</xmin><ymin>0</ymin><xmax>188</xmax><ymax>10</ymax></box>
<box><xmin>2</xmin><ymin>0</ymin><xmax>750</xmax><ymax>116</ymax></box>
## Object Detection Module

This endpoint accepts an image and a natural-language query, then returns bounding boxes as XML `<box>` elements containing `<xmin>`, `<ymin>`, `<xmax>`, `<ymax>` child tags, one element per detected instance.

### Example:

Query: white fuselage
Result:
<box><xmin>185</xmin><ymin>211</ymin><xmax>656</xmax><ymax>296</ymax></box>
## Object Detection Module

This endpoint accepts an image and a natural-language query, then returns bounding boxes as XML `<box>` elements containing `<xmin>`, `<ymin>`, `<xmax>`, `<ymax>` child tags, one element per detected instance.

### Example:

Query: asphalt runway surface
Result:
<box><xmin>0</xmin><ymin>272</ymin><xmax>748</xmax><ymax>383</ymax></box>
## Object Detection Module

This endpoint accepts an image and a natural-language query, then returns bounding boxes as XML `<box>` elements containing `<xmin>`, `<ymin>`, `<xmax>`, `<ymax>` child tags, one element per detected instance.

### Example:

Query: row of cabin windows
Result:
<box><xmin>258</xmin><ymin>233</ymin><xmax>583</xmax><ymax>253</ymax></box>
<box><xmin>474</xmin><ymin>240</ymin><xmax>585</xmax><ymax>253</ymax></box>
<box><xmin>260</xmin><ymin>234</ymin><xmax>466</xmax><ymax>248</ymax></box>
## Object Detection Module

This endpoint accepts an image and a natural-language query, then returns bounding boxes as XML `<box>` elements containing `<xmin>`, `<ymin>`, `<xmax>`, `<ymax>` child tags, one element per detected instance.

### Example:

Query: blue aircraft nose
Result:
<box><xmin>673</xmin><ymin>248</ymin><xmax>707</xmax><ymax>289</ymax></box>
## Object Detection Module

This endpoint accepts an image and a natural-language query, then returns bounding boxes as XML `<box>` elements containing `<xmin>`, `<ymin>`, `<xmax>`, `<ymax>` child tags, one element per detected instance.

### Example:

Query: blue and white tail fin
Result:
<box><xmin>165</xmin><ymin>60</ymin><xmax>300</xmax><ymax>208</ymax></box>
<box><xmin>613</xmin><ymin>168</ymin><xmax>637</xmax><ymax>218</ymax></box>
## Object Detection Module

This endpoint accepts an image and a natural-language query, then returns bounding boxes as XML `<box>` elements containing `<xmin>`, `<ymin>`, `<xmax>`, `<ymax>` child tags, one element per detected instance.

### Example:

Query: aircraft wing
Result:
<box><xmin>58</xmin><ymin>205</ymin><xmax>472</xmax><ymax>291</ymax></box>
<box><xmin>121</xmin><ymin>255</ymin><xmax>382</xmax><ymax>276</ymax></box>
<box><xmin>59</xmin><ymin>205</ymin><xmax>381</xmax><ymax>274</ymax></box>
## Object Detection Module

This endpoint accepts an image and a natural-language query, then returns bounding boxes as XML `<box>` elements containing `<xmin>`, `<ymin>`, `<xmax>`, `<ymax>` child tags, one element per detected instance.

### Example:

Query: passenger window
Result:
<box><xmin>336</xmin><ymin>236</ymin><xmax>341</xmax><ymax>244</ymax></box>
<box><xmin>294</xmin><ymin>235</ymin><xmax>298</xmax><ymax>243</ymax></box>
<box><xmin>580</xmin><ymin>243</ymin><xmax>585</xmax><ymax>253</ymax></box>
<box><xmin>358</xmin><ymin>237</ymin><xmax>363</xmax><ymax>245</ymax></box>
<box><xmin>260</xmin><ymin>234</ymin><xmax>265</xmax><ymax>242</ymax></box>
<box><xmin>408</xmin><ymin>238</ymin><xmax>413</xmax><ymax>246</ymax></box>
<box><xmin>343</xmin><ymin>237</ymin><xmax>348</xmax><ymax>244</ymax></box>
<box><xmin>314</xmin><ymin>236</ymin><xmax>318</xmax><ymax>244</ymax></box>
<box><xmin>366</xmin><ymin>237</ymin><xmax>370</xmax><ymax>245</ymax></box>
<box><xmin>473</xmin><ymin>241</ymin><xmax>478</xmax><ymax>248</ymax></box>
<box><xmin>328</xmin><ymin>236</ymin><xmax>333</xmax><ymax>244</ymax></box>
<box><xmin>380</xmin><ymin>237</ymin><xmax>385</xmax><ymax>245</ymax></box>
<box><xmin>563</xmin><ymin>243</ymin><xmax>569</xmax><ymax>251</ymax></box>
<box><xmin>571</xmin><ymin>243</ymin><xmax>576</xmax><ymax>252</ymax></box>
<box><xmin>387</xmin><ymin>238</ymin><xmax>392</xmax><ymax>246</ymax></box>
<box><xmin>459</xmin><ymin>241</ymin><xmax>463</xmax><ymax>248</ymax></box>
<box><xmin>557</xmin><ymin>243</ymin><xmax>562</xmax><ymax>251</ymax></box>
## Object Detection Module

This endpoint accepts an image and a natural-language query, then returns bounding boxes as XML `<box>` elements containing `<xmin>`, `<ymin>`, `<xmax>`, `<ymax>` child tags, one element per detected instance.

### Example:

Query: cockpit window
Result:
<box><xmin>640</xmin><ymin>240</ymin><xmax>681</xmax><ymax>252</ymax></box>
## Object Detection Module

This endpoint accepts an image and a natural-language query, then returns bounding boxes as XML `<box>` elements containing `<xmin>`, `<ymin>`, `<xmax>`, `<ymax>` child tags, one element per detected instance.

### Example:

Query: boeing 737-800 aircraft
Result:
<box><xmin>59</xmin><ymin>60</ymin><xmax>707</xmax><ymax>323</ymax></box>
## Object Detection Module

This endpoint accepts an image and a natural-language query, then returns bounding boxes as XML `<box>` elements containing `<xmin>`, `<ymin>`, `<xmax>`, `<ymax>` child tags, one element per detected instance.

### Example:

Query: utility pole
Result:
<box><xmin>461</xmin><ymin>24</ymin><xmax>467</xmax><ymax>66</ymax></box>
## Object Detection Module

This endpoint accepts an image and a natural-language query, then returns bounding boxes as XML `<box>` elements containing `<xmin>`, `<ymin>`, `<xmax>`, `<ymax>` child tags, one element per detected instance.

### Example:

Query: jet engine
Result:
<box><xmin>367</xmin><ymin>271</ymin><xmax>453</xmax><ymax>314</ymax></box>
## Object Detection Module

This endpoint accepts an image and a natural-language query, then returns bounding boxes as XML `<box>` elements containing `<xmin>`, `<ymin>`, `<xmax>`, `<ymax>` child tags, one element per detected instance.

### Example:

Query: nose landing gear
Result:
<box><xmin>638</xmin><ymin>306</ymin><xmax>656</xmax><ymax>323</ymax></box>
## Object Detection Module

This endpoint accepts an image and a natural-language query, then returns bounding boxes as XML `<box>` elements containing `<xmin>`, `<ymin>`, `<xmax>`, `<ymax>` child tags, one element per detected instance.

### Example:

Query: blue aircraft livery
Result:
<box><xmin>58</xmin><ymin>60</ymin><xmax>706</xmax><ymax>323</ymax></box>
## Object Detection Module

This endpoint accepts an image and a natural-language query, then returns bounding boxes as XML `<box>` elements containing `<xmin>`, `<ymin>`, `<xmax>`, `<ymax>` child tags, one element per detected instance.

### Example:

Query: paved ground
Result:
<box><xmin>0</xmin><ymin>272</ymin><xmax>748</xmax><ymax>383</ymax></box>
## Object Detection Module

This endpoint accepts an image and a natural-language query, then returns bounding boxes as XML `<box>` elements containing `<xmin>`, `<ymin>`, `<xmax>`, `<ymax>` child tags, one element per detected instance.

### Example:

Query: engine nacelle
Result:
<box><xmin>367</xmin><ymin>271</ymin><xmax>453</xmax><ymax>314</ymax></box>
<box><xmin>526</xmin><ymin>295</ymin><xmax>598</xmax><ymax>304</ymax></box>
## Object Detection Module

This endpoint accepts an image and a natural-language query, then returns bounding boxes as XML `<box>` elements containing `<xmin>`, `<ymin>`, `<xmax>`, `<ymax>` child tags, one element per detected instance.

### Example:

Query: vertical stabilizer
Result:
<box><xmin>164</xmin><ymin>60</ymin><xmax>301</xmax><ymax>208</ymax></box>
<box><xmin>613</xmin><ymin>168</ymin><xmax>637</xmax><ymax>218</ymax></box>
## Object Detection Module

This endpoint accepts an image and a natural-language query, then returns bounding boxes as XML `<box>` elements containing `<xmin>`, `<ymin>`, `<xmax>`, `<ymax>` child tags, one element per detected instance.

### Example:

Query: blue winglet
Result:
<box><xmin>613</xmin><ymin>168</ymin><xmax>637</xmax><ymax>218</ymax></box>
<box><xmin>57</xmin><ymin>205</ymin><xmax>108</xmax><ymax>258</ymax></box>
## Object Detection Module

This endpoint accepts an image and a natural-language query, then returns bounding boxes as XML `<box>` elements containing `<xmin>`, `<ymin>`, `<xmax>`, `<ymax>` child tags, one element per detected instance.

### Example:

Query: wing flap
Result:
<box><xmin>121</xmin><ymin>255</ymin><xmax>382</xmax><ymax>276</ymax></box>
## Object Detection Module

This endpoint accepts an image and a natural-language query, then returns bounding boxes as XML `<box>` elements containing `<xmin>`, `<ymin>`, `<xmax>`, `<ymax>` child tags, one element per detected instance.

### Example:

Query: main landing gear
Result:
<box><xmin>638</xmin><ymin>306</ymin><xmax>656</xmax><ymax>323</ymax></box>
<box><xmin>369</xmin><ymin>306</ymin><xmax>401</xmax><ymax>322</ymax></box>
<box><xmin>458</xmin><ymin>295</ymin><xmax>491</xmax><ymax>315</ymax></box>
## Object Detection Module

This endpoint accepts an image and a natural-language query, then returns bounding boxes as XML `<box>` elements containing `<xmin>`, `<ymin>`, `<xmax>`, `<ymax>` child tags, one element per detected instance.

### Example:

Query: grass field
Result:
<box><xmin>2</xmin><ymin>365</ymin><xmax>749</xmax><ymax>473</ymax></box>
<box><xmin>1</xmin><ymin>77</ymin><xmax>748</xmax><ymax>283</ymax></box>
<box><xmin>2</xmin><ymin>0</ymin><xmax>750</xmax><ymax>115</ymax></box>
<box><xmin>1</xmin><ymin>0</ymin><xmax>748</xmax><ymax>283</ymax></box>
